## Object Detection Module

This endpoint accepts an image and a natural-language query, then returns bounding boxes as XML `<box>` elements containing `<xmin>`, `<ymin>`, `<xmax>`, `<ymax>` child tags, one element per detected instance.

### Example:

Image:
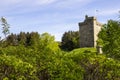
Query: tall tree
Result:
<box><xmin>17</xmin><ymin>32</ymin><xmax>26</xmax><ymax>45</ymax></box>
<box><xmin>97</xmin><ymin>20</ymin><xmax>120</xmax><ymax>60</ymax></box>
<box><xmin>1</xmin><ymin>17</ymin><xmax>10</xmax><ymax>39</ymax></box>
<box><xmin>61</xmin><ymin>31</ymin><xmax>79</xmax><ymax>51</ymax></box>
<box><xmin>28</xmin><ymin>32</ymin><xmax>40</xmax><ymax>48</ymax></box>
<box><xmin>6</xmin><ymin>33</ymin><xmax>17</xmax><ymax>46</ymax></box>
<box><xmin>39</xmin><ymin>33</ymin><xmax>60</xmax><ymax>52</ymax></box>
<box><xmin>5</xmin><ymin>32</ymin><xmax>40</xmax><ymax>47</ymax></box>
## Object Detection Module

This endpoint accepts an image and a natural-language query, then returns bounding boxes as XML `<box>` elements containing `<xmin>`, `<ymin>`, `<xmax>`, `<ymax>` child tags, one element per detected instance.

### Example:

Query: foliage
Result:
<box><xmin>0</xmin><ymin>16</ymin><xmax>119</xmax><ymax>80</ymax></box>
<box><xmin>0</xmin><ymin>28</ymin><xmax>119</xmax><ymax>79</ymax></box>
<box><xmin>0</xmin><ymin>32</ymin><xmax>84</xmax><ymax>80</ymax></box>
<box><xmin>4</xmin><ymin>32</ymin><xmax>40</xmax><ymax>47</ymax></box>
<box><xmin>0</xmin><ymin>44</ymin><xmax>120</xmax><ymax>80</ymax></box>
<box><xmin>0</xmin><ymin>17</ymin><xmax>10</xmax><ymax>38</ymax></box>
<box><xmin>0</xmin><ymin>54</ymin><xmax>37</xmax><ymax>79</ymax></box>
<box><xmin>39</xmin><ymin>33</ymin><xmax>60</xmax><ymax>52</ymax></box>
<box><xmin>66</xmin><ymin>48</ymin><xmax>120</xmax><ymax>80</ymax></box>
<box><xmin>60</xmin><ymin>31</ymin><xmax>79</xmax><ymax>51</ymax></box>
<box><xmin>97</xmin><ymin>20</ymin><xmax>120</xmax><ymax>60</ymax></box>
<box><xmin>0</xmin><ymin>45</ymin><xmax>84</xmax><ymax>80</ymax></box>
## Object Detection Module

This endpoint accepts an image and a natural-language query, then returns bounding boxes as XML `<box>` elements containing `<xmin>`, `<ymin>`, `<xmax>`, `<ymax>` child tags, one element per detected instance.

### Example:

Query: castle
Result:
<box><xmin>79</xmin><ymin>15</ymin><xmax>103</xmax><ymax>48</ymax></box>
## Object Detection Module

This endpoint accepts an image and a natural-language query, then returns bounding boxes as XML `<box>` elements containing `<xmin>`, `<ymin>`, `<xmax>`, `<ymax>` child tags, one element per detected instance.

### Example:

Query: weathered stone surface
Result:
<box><xmin>79</xmin><ymin>15</ymin><xmax>102</xmax><ymax>48</ymax></box>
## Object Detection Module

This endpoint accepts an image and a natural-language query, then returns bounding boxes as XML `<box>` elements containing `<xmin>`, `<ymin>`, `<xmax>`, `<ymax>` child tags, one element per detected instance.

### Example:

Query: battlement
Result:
<box><xmin>85</xmin><ymin>15</ymin><xmax>96</xmax><ymax>20</ymax></box>
<box><xmin>79</xmin><ymin>15</ymin><xmax>95</xmax><ymax>26</ymax></box>
<box><xmin>79</xmin><ymin>15</ymin><xmax>102</xmax><ymax>26</ymax></box>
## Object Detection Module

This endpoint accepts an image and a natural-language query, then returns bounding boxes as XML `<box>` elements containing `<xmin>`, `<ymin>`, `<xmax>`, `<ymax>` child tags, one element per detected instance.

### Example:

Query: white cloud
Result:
<box><xmin>35</xmin><ymin>0</ymin><xmax>57</xmax><ymax>5</ymax></box>
<box><xmin>0</xmin><ymin>0</ymin><xmax>22</xmax><ymax>5</ymax></box>
<box><xmin>0</xmin><ymin>0</ymin><xmax>57</xmax><ymax>14</ymax></box>
<box><xmin>97</xmin><ymin>9</ymin><xmax>119</xmax><ymax>16</ymax></box>
<box><xmin>0</xmin><ymin>0</ymin><xmax>56</xmax><ymax>6</ymax></box>
<box><xmin>54</xmin><ymin>0</ymin><xmax>94</xmax><ymax>9</ymax></box>
<box><xmin>0</xmin><ymin>0</ymin><xmax>95</xmax><ymax>16</ymax></box>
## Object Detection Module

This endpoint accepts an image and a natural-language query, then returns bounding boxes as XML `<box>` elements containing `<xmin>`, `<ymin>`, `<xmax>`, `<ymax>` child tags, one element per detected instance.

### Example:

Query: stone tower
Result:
<box><xmin>79</xmin><ymin>15</ymin><xmax>102</xmax><ymax>47</ymax></box>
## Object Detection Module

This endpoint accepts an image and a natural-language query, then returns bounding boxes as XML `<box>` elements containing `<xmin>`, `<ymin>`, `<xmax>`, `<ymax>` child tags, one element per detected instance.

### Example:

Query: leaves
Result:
<box><xmin>0</xmin><ymin>29</ymin><xmax>119</xmax><ymax>80</ymax></box>
<box><xmin>0</xmin><ymin>55</ymin><xmax>36</xmax><ymax>79</ymax></box>
<box><xmin>1</xmin><ymin>17</ymin><xmax>10</xmax><ymax>38</ymax></box>
<box><xmin>61</xmin><ymin>31</ymin><xmax>79</xmax><ymax>51</ymax></box>
<box><xmin>66</xmin><ymin>48</ymin><xmax>120</xmax><ymax>80</ymax></box>
<box><xmin>98</xmin><ymin>20</ymin><xmax>120</xmax><ymax>60</ymax></box>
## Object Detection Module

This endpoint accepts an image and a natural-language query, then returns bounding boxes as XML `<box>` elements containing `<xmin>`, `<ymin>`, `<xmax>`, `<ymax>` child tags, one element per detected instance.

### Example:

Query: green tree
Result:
<box><xmin>1</xmin><ymin>17</ymin><xmax>10</xmax><ymax>39</ymax></box>
<box><xmin>4</xmin><ymin>32</ymin><xmax>40</xmax><ymax>47</ymax></box>
<box><xmin>61</xmin><ymin>31</ymin><xmax>79</xmax><ymax>51</ymax></box>
<box><xmin>98</xmin><ymin>20</ymin><xmax>120</xmax><ymax>60</ymax></box>
<box><xmin>6</xmin><ymin>33</ymin><xmax>17</xmax><ymax>46</ymax></box>
<box><xmin>17</xmin><ymin>32</ymin><xmax>26</xmax><ymax>45</ymax></box>
<box><xmin>39</xmin><ymin>32</ymin><xmax>60</xmax><ymax>52</ymax></box>
<box><xmin>29</xmin><ymin>32</ymin><xmax>40</xmax><ymax>48</ymax></box>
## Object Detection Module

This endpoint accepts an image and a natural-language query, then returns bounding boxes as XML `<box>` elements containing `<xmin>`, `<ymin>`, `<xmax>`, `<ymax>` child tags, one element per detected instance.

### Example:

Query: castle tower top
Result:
<box><xmin>85</xmin><ymin>15</ymin><xmax>96</xmax><ymax>20</ymax></box>
<box><xmin>79</xmin><ymin>15</ymin><xmax>102</xmax><ymax>27</ymax></box>
<box><xmin>78</xmin><ymin>15</ymin><xmax>102</xmax><ymax>47</ymax></box>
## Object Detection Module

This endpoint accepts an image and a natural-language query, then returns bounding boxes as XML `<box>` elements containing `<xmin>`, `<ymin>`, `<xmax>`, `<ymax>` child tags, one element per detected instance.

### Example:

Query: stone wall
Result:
<box><xmin>79</xmin><ymin>15</ymin><xmax>102</xmax><ymax>48</ymax></box>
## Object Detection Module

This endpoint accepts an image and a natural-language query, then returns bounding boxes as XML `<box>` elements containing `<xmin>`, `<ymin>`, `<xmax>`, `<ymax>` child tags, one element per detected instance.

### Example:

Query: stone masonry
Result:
<box><xmin>79</xmin><ymin>15</ymin><xmax>102</xmax><ymax>47</ymax></box>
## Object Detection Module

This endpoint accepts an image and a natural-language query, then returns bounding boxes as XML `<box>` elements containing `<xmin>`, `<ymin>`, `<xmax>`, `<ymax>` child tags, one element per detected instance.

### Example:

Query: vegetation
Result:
<box><xmin>97</xmin><ymin>20</ymin><xmax>120</xmax><ymax>60</ymax></box>
<box><xmin>60</xmin><ymin>31</ymin><xmax>79</xmax><ymax>51</ymax></box>
<box><xmin>67</xmin><ymin>48</ymin><xmax>120</xmax><ymax>80</ymax></box>
<box><xmin>0</xmin><ymin>46</ymin><xmax>120</xmax><ymax>80</ymax></box>
<box><xmin>1</xmin><ymin>17</ymin><xmax>10</xmax><ymax>38</ymax></box>
<box><xmin>0</xmin><ymin>17</ymin><xmax>120</xmax><ymax>80</ymax></box>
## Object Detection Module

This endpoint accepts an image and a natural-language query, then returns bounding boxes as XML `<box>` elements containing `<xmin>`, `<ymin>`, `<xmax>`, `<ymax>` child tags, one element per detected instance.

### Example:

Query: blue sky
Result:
<box><xmin>0</xmin><ymin>0</ymin><xmax>119</xmax><ymax>41</ymax></box>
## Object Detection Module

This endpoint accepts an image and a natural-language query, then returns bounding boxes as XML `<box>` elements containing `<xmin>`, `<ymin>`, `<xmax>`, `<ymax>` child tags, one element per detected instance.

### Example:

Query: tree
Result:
<box><xmin>6</xmin><ymin>33</ymin><xmax>18</xmax><ymax>46</ymax></box>
<box><xmin>97</xmin><ymin>20</ymin><xmax>120</xmax><ymax>60</ymax></box>
<box><xmin>39</xmin><ymin>33</ymin><xmax>60</xmax><ymax>52</ymax></box>
<box><xmin>1</xmin><ymin>17</ymin><xmax>10</xmax><ymax>39</ymax></box>
<box><xmin>4</xmin><ymin>32</ymin><xmax>40</xmax><ymax>47</ymax></box>
<box><xmin>17</xmin><ymin>32</ymin><xmax>26</xmax><ymax>45</ymax></box>
<box><xmin>60</xmin><ymin>31</ymin><xmax>79</xmax><ymax>51</ymax></box>
<box><xmin>29</xmin><ymin>32</ymin><xmax>40</xmax><ymax>48</ymax></box>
